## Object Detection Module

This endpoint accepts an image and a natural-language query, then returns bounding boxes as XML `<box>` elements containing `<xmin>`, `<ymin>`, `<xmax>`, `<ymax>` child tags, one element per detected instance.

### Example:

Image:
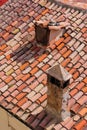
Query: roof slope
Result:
<box><xmin>0</xmin><ymin>0</ymin><xmax>87</xmax><ymax>130</ymax></box>
<box><xmin>55</xmin><ymin>0</ymin><xmax>87</xmax><ymax>10</ymax></box>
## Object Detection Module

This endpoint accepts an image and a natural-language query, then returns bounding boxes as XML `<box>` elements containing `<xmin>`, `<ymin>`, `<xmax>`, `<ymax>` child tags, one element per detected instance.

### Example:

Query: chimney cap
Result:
<box><xmin>47</xmin><ymin>63</ymin><xmax>72</xmax><ymax>82</ymax></box>
<box><xmin>34</xmin><ymin>20</ymin><xmax>70</xmax><ymax>30</ymax></box>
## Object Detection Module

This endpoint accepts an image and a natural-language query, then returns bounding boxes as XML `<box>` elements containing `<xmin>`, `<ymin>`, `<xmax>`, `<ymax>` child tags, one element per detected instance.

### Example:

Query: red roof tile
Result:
<box><xmin>74</xmin><ymin>119</ymin><xmax>87</xmax><ymax>130</ymax></box>
<box><xmin>0</xmin><ymin>0</ymin><xmax>87</xmax><ymax>129</ymax></box>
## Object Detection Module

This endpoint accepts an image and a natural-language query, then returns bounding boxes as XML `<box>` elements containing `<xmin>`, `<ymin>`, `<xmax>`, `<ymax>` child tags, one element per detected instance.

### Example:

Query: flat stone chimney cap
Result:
<box><xmin>47</xmin><ymin>63</ymin><xmax>72</xmax><ymax>81</ymax></box>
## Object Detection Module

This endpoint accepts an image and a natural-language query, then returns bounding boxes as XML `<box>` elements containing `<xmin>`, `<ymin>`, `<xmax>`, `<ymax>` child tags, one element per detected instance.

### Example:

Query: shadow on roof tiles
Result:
<box><xmin>11</xmin><ymin>40</ymin><xmax>45</xmax><ymax>63</ymax></box>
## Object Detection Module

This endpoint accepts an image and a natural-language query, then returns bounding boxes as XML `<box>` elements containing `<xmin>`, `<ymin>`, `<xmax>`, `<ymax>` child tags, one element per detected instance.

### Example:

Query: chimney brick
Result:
<box><xmin>34</xmin><ymin>20</ymin><xmax>69</xmax><ymax>47</ymax></box>
<box><xmin>46</xmin><ymin>63</ymin><xmax>72</xmax><ymax>122</ymax></box>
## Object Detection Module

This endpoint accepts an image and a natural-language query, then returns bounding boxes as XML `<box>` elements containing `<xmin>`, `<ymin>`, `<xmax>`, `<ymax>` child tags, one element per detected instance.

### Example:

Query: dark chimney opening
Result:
<box><xmin>48</xmin><ymin>75</ymin><xmax>70</xmax><ymax>89</ymax></box>
<box><xmin>63</xmin><ymin>80</ymin><xmax>70</xmax><ymax>88</ymax></box>
<box><xmin>49</xmin><ymin>76</ymin><xmax>55</xmax><ymax>84</ymax></box>
<box><xmin>35</xmin><ymin>24</ymin><xmax>50</xmax><ymax>45</ymax></box>
<box><xmin>49</xmin><ymin>75</ymin><xmax>61</xmax><ymax>88</ymax></box>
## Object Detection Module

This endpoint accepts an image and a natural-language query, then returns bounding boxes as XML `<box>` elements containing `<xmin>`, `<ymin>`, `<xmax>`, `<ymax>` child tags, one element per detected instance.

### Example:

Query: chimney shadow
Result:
<box><xmin>11</xmin><ymin>39</ymin><xmax>46</xmax><ymax>64</ymax></box>
<box><xmin>26</xmin><ymin>106</ymin><xmax>75</xmax><ymax>130</ymax></box>
<box><xmin>26</xmin><ymin>109</ymin><xmax>58</xmax><ymax>130</ymax></box>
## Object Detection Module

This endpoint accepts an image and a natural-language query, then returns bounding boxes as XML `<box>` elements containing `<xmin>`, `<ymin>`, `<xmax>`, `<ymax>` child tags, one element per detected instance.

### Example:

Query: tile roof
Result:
<box><xmin>0</xmin><ymin>0</ymin><xmax>87</xmax><ymax>129</ymax></box>
<box><xmin>0</xmin><ymin>0</ymin><xmax>8</xmax><ymax>6</ymax></box>
<box><xmin>56</xmin><ymin>0</ymin><xmax>87</xmax><ymax>10</ymax></box>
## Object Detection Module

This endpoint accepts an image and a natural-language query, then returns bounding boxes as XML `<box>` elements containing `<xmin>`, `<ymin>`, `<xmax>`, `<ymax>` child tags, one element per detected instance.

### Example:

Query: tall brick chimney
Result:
<box><xmin>46</xmin><ymin>63</ymin><xmax>72</xmax><ymax>122</ymax></box>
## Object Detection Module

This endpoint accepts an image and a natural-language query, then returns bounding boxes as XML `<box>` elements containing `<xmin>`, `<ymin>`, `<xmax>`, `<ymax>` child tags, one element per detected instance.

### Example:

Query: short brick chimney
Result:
<box><xmin>46</xmin><ymin>63</ymin><xmax>72</xmax><ymax>122</ymax></box>
<box><xmin>34</xmin><ymin>20</ymin><xmax>69</xmax><ymax>47</ymax></box>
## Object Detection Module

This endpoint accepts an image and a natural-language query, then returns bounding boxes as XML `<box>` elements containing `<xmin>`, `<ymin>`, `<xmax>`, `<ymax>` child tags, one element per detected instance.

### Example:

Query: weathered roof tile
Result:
<box><xmin>0</xmin><ymin>0</ymin><xmax>87</xmax><ymax>129</ymax></box>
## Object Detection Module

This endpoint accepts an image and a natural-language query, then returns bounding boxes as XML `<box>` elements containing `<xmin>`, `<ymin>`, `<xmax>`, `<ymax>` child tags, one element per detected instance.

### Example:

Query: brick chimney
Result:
<box><xmin>34</xmin><ymin>20</ymin><xmax>69</xmax><ymax>47</ymax></box>
<box><xmin>46</xmin><ymin>63</ymin><xmax>72</xmax><ymax>122</ymax></box>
